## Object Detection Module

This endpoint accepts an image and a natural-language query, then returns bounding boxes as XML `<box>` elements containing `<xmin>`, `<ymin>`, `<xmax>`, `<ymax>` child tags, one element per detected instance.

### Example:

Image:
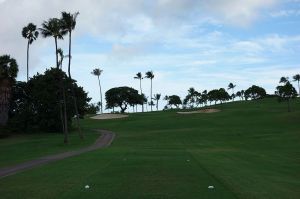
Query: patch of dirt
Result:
<box><xmin>177</xmin><ymin>109</ymin><xmax>221</xmax><ymax>114</ymax></box>
<box><xmin>90</xmin><ymin>114</ymin><xmax>129</xmax><ymax>120</ymax></box>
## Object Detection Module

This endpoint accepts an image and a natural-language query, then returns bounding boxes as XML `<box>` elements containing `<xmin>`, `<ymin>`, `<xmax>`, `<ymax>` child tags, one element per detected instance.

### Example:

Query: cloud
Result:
<box><xmin>270</xmin><ymin>9</ymin><xmax>300</xmax><ymax>17</ymax></box>
<box><xmin>201</xmin><ymin>0</ymin><xmax>278</xmax><ymax>26</ymax></box>
<box><xmin>1</xmin><ymin>0</ymin><xmax>299</xmax><ymax>110</ymax></box>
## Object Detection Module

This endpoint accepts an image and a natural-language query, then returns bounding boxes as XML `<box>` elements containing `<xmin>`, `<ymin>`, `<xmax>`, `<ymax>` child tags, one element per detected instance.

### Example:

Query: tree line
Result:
<box><xmin>1</xmin><ymin>10</ymin><xmax>299</xmax><ymax>142</ymax></box>
<box><xmin>0</xmin><ymin>11</ymin><xmax>91</xmax><ymax>144</ymax></box>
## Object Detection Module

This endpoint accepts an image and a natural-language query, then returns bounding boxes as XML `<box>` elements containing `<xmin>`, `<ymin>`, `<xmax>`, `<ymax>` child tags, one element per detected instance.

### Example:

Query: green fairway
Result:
<box><xmin>0</xmin><ymin>98</ymin><xmax>299</xmax><ymax>199</ymax></box>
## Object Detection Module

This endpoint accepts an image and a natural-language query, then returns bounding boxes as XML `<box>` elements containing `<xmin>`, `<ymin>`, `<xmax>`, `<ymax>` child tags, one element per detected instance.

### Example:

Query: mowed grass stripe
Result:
<box><xmin>0</xmin><ymin>98</ymin><xmax>299</xmax><ymax>198</ymax></box>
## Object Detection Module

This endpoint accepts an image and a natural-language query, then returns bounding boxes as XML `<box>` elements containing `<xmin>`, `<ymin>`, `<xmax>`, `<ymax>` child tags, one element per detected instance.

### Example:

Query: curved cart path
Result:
<box><xmin>0</xmin><ymin>129</ymin><xmax>115</xmax><ymax>179</ymax></box>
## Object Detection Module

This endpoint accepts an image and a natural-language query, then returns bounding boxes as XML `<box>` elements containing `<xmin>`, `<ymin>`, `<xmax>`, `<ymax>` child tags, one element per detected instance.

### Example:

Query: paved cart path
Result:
<box><xmin>0</xmin><ymin>129</ymin><xmax>115</xmax><ymax>179</ymax></box>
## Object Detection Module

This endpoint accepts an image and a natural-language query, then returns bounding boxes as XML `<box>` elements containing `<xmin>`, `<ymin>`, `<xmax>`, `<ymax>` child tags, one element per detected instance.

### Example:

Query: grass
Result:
<box><xmin>0</xmin><ymin>98</ymin><xmax>299</xmax><ymax>199</ymax></box>
<box><xmin>0</xmin><ymin>130</ymin><xmax>100</xmax><ymax>167</ymax></box>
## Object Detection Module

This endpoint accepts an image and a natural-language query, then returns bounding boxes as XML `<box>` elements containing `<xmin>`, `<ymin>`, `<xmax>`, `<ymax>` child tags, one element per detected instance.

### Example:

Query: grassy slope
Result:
<box><xmin>0</xmin><ymin>130</ymin><xmax>100</xmax><ymax>167</ymax></box>
<box><xmin>0</xmin><ymin>98</ymin><xmax>299</xmax><ymax>199</ymax></box>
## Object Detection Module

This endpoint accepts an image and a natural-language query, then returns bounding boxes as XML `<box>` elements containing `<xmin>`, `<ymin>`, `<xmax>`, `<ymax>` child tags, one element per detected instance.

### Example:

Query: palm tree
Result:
<box><xmin>57</xmin><ymin>48</ymin><xmax>65</xmax><ymax>69</ymax></box>
<box><xmin>228</xmin><ymin>83</ymin><xmax>236</xmax><ymax>101</ymax></box>
<box><xmin>22</xmin><ymin>23</ymin><xmax>39</xmax><ymax>82</ymax></box>
<box><xmin>236</xmin><ymin>91</ymin><xmax>242</xmax><ymax>100</ymax></box>
<box><xmin>0</xmin><ymin>55</ymin><xmax>18</xmax><ymax>126</ymax></box>
<box><xmin>92</xmin><ymin>68</ymin><xmax>103</xmax><ymax>113</ymax></box>
<box><xmin>293</xmin><ymin>74</ymin><xmax>300</xmax><ymax>96</ymax></box>
<box><xmin>60</xmin><ymin>11</ymin><xmax>79</xmax><ymax>78</ymax></box>
<box><xmin>145</xmin><ymin>71</ymin><xmax>154</xmax><ymax>111</ymax></box>
<box><xmin>279</xmin><ymin>77</ymin><xmax>289</xmax><ymax>84</ymax></box>
<box><xmin>60</xmin><ymin>11</ymin><xmax>83</xmax><ymax>139</ymax></box>
<box><xmin>154</xmin><ymin>94</ymin><xmax>161</xmax><ymax>111</ymax></box>
<box><xmin>40</xmin><ymin>18</ymin><xmax>67</xmax><ymax>68</ymax></box>
<box><xmin>134</xmin><ymin>72</ymin><xmax>144</xmax><ymax>112</ymax></box>
<box><xmin>40</xmin><ymin>19</ymin><xmax>68</xmax><ymax>143</ymax></box>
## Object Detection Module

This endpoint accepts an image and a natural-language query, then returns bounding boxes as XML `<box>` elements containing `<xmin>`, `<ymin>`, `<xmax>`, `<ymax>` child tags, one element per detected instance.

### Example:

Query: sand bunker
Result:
<box><xmin>91</xmin><ymin>114</ymin><xmax>129</xmax><ymax>120</ymax></box>
<box><xmin>177</xmin><ymin>109</ymin><xmax>220</xmax><ymax>114</ymax></box>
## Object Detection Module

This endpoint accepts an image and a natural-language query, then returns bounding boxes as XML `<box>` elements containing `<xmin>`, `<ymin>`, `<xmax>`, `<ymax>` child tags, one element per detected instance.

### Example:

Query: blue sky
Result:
<box><xmin>0</xmin><ymin>0</ymin><xmax>300</xmax><ymax>111</ymax></box>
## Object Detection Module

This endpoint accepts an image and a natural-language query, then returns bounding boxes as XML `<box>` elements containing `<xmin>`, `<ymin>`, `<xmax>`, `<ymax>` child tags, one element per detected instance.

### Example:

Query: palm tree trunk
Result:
<box><xmin>59</xmin><ymin>101</ymin><xmax>65</xmax><ymax>133</ymax></box>
<box><xmin>150</xmin><ymin>79</ymin><xmax>153</xmax><ymax>112</ymax></box>
<box><xmin>68</xmin><ymin>31</ymin><xmax>72</xmax><ymax>78</ymax></box>
<box><xmin>55</xmin><ymin>37</ymin><xmax>59</xmax><ymax>69</ymax></box>
<box><xmin>26</xmin><ymin>40</ymin><xmax>30</xmax><ymax>82</ymax></box>
<box><xmin>298</xmin><ymin>80</ymin><xmax>300</xmax><ymax>96</ymax></box>
<box><xmin>97</xmin><ymin>76</ymin><xmax>103</xmax><ymax>113</ymax></box>
<box><xmin>67</xmin><ymin>31</ymin><xmax>83</xmax><ymax>139</ymax></box>
<box><xmin>61</xmin><ymin>79</ymin><xmax>68</xmax><ymax>144</ymax></box>
<box><xmin>156</xmin><ymin>99</ymin><xmax>158</xmax><ymax>111</ymax></box>
<box><xmin>71</xmin><ymin>83</ymin><xmax>83</xmax><ymax>139</ymax></box>
<box><xmin>140</xmin><ymin>78</ymin><xmax>144</xmax><ymax>112</ymax></box>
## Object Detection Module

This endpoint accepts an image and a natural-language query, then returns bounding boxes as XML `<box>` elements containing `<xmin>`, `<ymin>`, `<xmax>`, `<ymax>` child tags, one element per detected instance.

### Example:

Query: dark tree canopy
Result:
<box><xmin>244</xmin><ymin>85</ymin><xmax>266</xmax><ymax>100</ymax></box>
<box><xmin>0</xmin><ymin>55</ymin><xmax>19</xmax><ymax>126</ymax></box>
<box><xmin>166</xmin><ymin>95</ymin><xmax>182</xmax><ymax>108</ymax></box>
<box><xmin>276</xmin><ymin>81</ymin><xmax>297</xmax><ymax>112</ymax></box>
<box><xmin>8</xmin><ymin>68</ymin><xmax>90</xmax><ymax>132</ymax></box>
<box><xmin>105</xmin><ymin>87</ymin><xmax>142</xmax><ymax>113</ymax></box>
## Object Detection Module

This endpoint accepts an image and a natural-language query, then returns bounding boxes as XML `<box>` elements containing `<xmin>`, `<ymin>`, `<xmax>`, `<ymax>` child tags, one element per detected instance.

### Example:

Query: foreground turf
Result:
<box><xmin>0</xmin><ymin>130</ymin><xmax>100</xmax><ymax>167</ymax></box>
<box><xmin>0</xmin><ymin>98</ymin><xmax>299</xmax><ymax>199</ymax></box>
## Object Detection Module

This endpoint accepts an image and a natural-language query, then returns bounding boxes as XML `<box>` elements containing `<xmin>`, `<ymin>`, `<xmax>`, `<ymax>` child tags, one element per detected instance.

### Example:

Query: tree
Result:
<box><xmin>279</xmin><ymin>77</ymin><xmax>289</xmax><ymax>84</ymax></box>
<box><xmin>208</xmin><ymin>89</ymin><xmax>219</xmax><ymax>105</ymax></box>
<box><xmin>228</xmin><ymin>83</ymin><xmax>236</xmax><ymax>101</ymax></box>
<box><xmin>134</xmin><ymin>72</ymin><xmax>144</xmax><ymax>112</ymax></box>
<box><xmin>60</xmin><ymin>11</ymin><xmax>79</xmax><ymax>78</ymax></box>
<box><xmin>244</xmin><ymin>85</ymin><xmax>266</xmax><ymax>100</ymax></box>
<box><xmin>40</xmin><ymin>18</ymin><xmax>69</xmax><ymax>142</ymax></box>
<box><xmin>22</xmin><ymin>23</ymin><xmax>39</xmax><ymax>82</ymax></box>
<box><xmin>0</xmin><ymin>55</ymin><xmax>19</xmax><ymax>126</ymax></box>
<box><xmin>145</xmin><ymin>71</ymin><xmax>154</xmax><ymax>111</ymax></box>
<box><xmin>166</xmin><ymin>95</ymin><xmax>182</xmax><ymax>108</ymax></box>
<box><xmin>57</xmin><ymin>48</ymin><xmax>65</xmax><ymax>69</ymax></box>
<box><xmin>85</xmin><ymin>103</ymin><xmax>100</xmax><ymax>114</ymax></box>
<box><xmin>218</xmin><ymin>88</ymin><xmax>231</xmax><ymax>103</ymax></box>
<box><xmin>184</xmin><ymin>87</ymin><xmax>199</xmax><ymax>108</ymax></box>
<box><xmin>40</xmin><ymin>18</ymin><xmax>67</xmax><ymax>69</ymax></box>
<box><xmin>105</xmin><ymin>87</ymin><xmax>141</xmax><ymax>113</ymax></box>
<box><xmin>154</xmin><ymin>93</ymin><xmax>161</xmax><ymax>111</ymax></box>
<box><xmin>8</xmin><ymin>68</ymin><xmax>90</xmax><ymax>133</ymax></box>
<box><xmin>276</xmin><ymin>81</ymin><xmax>297</xmax><ymax>112</ymax></box>
<box><xmin>201</xmin><ymin>90</ymin><xmax>208</xmax><ymax>107</ymax></box>
<box><xmin>236</xmin><ymin>91</ymin><xmax>242</xmax><ymax>100</ymax></box>
<box><xmin>292</xmin><ymin>74</ymin><xmax>300</xmax><ymax>96</ymax></box>
<box><xmin>92</xmin><ymin>68</ymin><xmax>103</xmax><ymax>113</ymax></box>
<box><xmin>60</xmin><ymin>12</ymin><xmax>83</xmax><ymax>139</ymax></box>
<box><xmin>236</xmin><ymin>90</ymin><xmax>245</xmax><ymax>100</ymax></box>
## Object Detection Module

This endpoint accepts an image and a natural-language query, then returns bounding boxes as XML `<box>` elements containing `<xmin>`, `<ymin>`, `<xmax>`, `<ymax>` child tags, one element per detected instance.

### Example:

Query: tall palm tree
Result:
<box><xmin>60</xmin><ymin>11</ymin><xmax>79</xmax><ymax>78</ymax></box>
<box><xmin>145</xmin><ymin>71</ymin><xmax>154</xmax><ymax>111</ymax></box>
<box><xmin>0</xmin><ymin>55</ymin><xmax>19</xmax><ymax>126</ymax></box>
<box><xmin>154</xmin><ymin>94</ymin><xmax>161</xmax><ymax>111</ymax></box>
<box><xmin>60</xmin><ymin>11</ymin><xmax>83</xmax><ymax>139</ymax></box>
<box><xmin>228</xmin><ymin>83</ymin><xmax>236</xmax><ymax>101</ymax></box>
<box><xmin>293</xmin><ymin>74</ymin><xmax>300</xmax><ymax>96</ymax></box>
<box><xmin>92</xmin><ymin>68</ymin><xmax>103</xmax><ymax>114</ymax></box>
<box><xmin>134</xmin><ymin>72</ymin><xmax>143</xmax><ymax>112</ymax></box>
<box><xmin>40</xmin><ymin>19</ymin><xmax>68</xmax><ymax>143</ymax></box>
<box><xmin>40</xmin><ymin>18</ymin><xmax>67</xmax><ymax>68</ymax></box>
<box><xmin>22</xmin><ymin>23</ymin><xmax>39</xmax><ymax>82</ymax></box>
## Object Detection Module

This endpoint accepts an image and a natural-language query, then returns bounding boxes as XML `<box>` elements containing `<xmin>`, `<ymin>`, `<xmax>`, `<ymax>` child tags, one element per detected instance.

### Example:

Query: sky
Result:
<box><xmin>1</xmin><ymin>0</ymin><xmax>300</xmax><ymax>111</ymax></box>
